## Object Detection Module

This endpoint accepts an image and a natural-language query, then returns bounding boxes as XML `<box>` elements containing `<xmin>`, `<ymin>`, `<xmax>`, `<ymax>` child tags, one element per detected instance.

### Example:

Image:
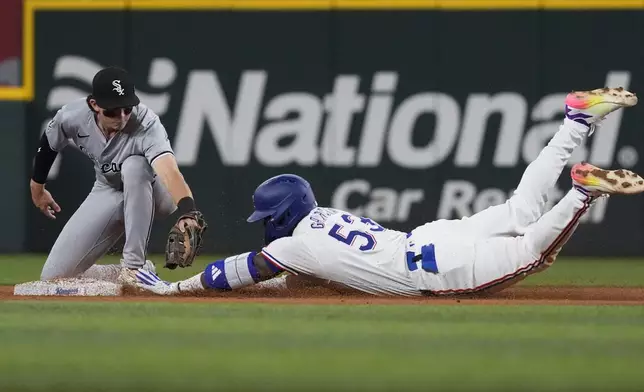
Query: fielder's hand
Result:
<box><xmin>135</xmin><ymin>269</ymin><xmax>179</xmax><ymax>296</ymax></box>
<box><xmin>165</xmin><ymin>210</ymin><xmax>208</xmax><ymax>270</ymax></box>
<box><xmin>30</xmin><ymin>180</ymin><xmax>61</xmax><ymax>219</ymax></box>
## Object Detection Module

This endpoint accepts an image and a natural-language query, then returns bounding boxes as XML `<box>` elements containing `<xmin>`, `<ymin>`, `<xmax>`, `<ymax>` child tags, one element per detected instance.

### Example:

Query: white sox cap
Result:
<box><xmin>92</xmin><ymin>66</ymin><xmax>140</xmax><ymax>110</ymax></box>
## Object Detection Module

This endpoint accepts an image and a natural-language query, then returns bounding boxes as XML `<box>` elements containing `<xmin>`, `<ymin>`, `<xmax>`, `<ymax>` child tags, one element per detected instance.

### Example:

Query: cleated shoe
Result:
<box><xmin>565</xmin><ymin>87</ymin><xmax>637</xmax><ymax>129</ymax></box>
<box><xmin>571</xmin><ymin>162</ymin><xmax>644</xmax><ymax>196</ymax></box>
<box><xmin>118</xmin><ymin>260</ymin><xmax>156</xmax><ymax>287</ymax></box>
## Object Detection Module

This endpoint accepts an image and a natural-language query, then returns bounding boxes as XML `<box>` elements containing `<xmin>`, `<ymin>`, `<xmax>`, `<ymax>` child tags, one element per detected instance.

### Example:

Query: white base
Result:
<box><xmin>13</xmin><ymin>278</ymin><xmax>123</xmax><ymax>296</ymax></box>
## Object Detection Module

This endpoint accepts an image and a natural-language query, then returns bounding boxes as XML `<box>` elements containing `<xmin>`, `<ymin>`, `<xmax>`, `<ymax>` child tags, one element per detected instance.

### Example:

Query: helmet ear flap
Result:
<box><xmin>274</xmin><ymin>209</ymin><xmax>290</xmax><ymax>227</ymax></box>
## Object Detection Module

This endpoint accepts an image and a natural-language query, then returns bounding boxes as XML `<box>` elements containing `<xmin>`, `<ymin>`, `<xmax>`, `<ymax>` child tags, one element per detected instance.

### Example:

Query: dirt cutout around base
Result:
<box><xmin>2</xmin><ymin>285</ymin><xmax>644</xmax><ymax>306</ymax></box>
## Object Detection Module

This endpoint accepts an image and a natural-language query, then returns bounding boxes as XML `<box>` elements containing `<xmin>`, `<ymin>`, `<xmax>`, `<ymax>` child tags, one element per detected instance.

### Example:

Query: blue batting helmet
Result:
<box><xmin>247</xmin><ymin>174</ymin><xmax>318</xmax><ymax>244</ymax></box>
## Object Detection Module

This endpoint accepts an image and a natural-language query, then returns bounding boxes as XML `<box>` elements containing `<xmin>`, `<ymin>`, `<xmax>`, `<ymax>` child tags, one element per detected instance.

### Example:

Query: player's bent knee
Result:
<box><xmin>40</xmin><ymin>264</ymin><xmax>75</xmax><ymax>281</ymax></box>
<box><xmin>40</xmin><ymin>269</ymin><xmax>55</xmax><ymax>281</ymax></box>
<box><xmin>40</xmin><ymin>250</ymin><xmax>90</xmax><ymax>281</ymax></box>
<box><xmin>121</xmin><ymin>156</ymin><xmax>154</xmax><ymax>184</ymax></box>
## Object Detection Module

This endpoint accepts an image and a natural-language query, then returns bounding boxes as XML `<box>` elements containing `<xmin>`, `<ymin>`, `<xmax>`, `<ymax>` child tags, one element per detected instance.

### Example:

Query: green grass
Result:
<box><xmin>0</xmin><ymin>301</ymin><xmax>643</xmax><ymax>392</ymax></box>
<box><xmin>2</xmin><ymin>254</ymin><xmax>644</xmax><ymax>286</ymax></box>
<box><xmin>516</xmin><ymin>257</ymin><xmax>644</xmax><ymax>287</ymax></box>
<box><xmin>1</xmin><ymin>256</ymin><xmax>643</xmax><ymax>391</ymax></box>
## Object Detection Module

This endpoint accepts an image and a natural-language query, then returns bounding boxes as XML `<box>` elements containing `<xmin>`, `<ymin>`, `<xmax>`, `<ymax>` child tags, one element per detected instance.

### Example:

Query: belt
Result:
<box><xmin>405</xmin><ymin>232</ymin><xmax>439</xmax><ymax>273</ymax></box>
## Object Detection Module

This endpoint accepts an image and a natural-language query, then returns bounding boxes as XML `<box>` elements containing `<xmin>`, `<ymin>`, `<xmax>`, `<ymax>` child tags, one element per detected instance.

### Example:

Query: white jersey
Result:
<box><xmin>260</xmin><ymin>207</ymin><xmax>420</xmax><ymax>296</ymax></box>
<box><xmin>45</xmin><ymin>98</ymin><xmax>173</xmax><ymax>189</ymax></box>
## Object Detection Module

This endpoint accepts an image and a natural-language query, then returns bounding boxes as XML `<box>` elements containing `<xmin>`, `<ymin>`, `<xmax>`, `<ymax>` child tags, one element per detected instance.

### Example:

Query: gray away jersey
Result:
<box><xmin>45</xmin><ymin>98</ymin><xmax>173</xmax><ymax>189</ymax></box>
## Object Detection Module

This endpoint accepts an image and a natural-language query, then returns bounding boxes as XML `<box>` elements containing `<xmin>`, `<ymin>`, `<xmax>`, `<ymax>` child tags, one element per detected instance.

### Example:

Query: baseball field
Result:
<box><xmin>1</xmin><ymin>255</ymin><xmax>644</xmax><ymax>392</ymax></box>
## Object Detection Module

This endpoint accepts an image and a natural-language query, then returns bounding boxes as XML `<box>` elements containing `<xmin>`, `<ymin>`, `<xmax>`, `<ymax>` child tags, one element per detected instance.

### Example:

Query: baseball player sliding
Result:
<box><xmin>30</xmin><ymin>66</ymin><xmax>207</xmax><ymax>286</ymax></box>
<box><xmin>135</xmin><ymin>87</ymin><xmax>644</xmax><ymax>297</ymax></box>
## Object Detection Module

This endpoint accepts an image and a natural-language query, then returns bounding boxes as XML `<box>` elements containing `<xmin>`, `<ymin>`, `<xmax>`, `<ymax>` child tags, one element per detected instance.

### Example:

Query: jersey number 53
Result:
<box><xmin>327</xmin><ymin>214</ymin><xmax>384</xmax><ymax>251</ymax></box>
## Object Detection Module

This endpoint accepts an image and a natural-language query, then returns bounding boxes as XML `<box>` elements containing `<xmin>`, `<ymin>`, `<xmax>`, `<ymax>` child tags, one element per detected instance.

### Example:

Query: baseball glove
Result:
<box><xmin>165</xmin><ymin>211</ymin><xmax>208</xmax><ymax>269</ymax></box>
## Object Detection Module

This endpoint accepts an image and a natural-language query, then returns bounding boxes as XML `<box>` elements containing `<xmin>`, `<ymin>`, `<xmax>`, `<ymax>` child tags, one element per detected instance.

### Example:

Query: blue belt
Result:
<box><xmin>405</xmin><ymin>233</ymin><xmax>439</xmax><ymax>273</ymax></box>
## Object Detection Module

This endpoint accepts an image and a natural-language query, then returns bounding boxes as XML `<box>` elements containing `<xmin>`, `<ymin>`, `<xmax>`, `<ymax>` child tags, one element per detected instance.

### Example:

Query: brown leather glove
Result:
<box><xmin>165</xmin><ymin>211</ymin><xmax>207</xmax><ymax>269</ymax></box>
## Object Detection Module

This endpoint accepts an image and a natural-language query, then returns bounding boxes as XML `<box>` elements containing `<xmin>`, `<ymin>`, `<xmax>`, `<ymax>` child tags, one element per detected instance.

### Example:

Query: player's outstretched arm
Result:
<box><xmin>151</xmin><ymin>154</ymin><xmax>200</xmax><ymax>231</ymax></box>
<box><xmin>135</xmin><ymin>251</ymin><xmax>283</xmax><ymax>295</ymax></box>
<box><xmin>151</xmin><ymin>153</ymin><xmax>209</xmax><ymax>270</ymax></box>
<box><xmin>143</xmin><ymin>118</ymin><xmax>201</xmax><ymax>234</ymax></box>
<box><xmin>151</xmin><ymin>154</ymin><xmax>193</xmax><ymax>205</ymax></box>
<box><xmin>30</xmin><ymin>133</ymin><xmax>63</xmax><ymax>219</ymax></box>
<box><xmin>31</xmin><ymin>106</ymin><xmax>73</xmax><ymax>219</ymax></box>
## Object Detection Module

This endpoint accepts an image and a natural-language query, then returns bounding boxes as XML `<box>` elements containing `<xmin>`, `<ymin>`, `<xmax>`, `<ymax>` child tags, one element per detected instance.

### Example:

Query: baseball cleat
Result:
<box><xmin>117</xmin><ymin>268</ymin><xmax>138</xmax><ymax>286</ymax></box>
<box><xmin>571</xmin><ymin>162</ymin><xmax>644</xmax><ymax>195</ymax></box>
<box><xmin>143</xmin><ymin>259</ymin><xmax>156</xmax><ymax>274</ymax></box>
<box><xmin>117</xmin><ymin>260</ymin><xmax>155</xmax><ymax>287</ymax></box>
<box><xmin>565</xmin><ymin>87</ymin><xmax>637</xmax><ymax>128</ymax></box>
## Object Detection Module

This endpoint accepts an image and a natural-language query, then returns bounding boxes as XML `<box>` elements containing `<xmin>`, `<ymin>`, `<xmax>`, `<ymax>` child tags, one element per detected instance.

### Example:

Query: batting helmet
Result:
<box><xmin>247</xmin><ymin>174</ymin><xmax>318</xmax><ymax>245</ymax></box>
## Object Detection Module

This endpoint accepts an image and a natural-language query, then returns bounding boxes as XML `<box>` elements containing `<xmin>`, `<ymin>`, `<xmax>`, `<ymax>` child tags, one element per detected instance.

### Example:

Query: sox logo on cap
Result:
<box><xmin>112</xmin><ymin>79</ymin><xmax>125</xmax><ymax>96</ymax></box>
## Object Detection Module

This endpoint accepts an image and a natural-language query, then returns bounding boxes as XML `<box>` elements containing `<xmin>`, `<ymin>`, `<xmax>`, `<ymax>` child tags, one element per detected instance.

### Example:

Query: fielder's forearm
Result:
<box><xmin>164</xmin><ymin>171</ymin><xmax>193</xmax><ymax>206</ymax></box>
<box><xmin>151</xmin><ymin>154</ymin><xmax>194</xmax><ymax>206</ymax></box>
<box><xmin>32</xmin><ymin>133</ymin><xmax>58</xmax><ymax>184</ymax></box>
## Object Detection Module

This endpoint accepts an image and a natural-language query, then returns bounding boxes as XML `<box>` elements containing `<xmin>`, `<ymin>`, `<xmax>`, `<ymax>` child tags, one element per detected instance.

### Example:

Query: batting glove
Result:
<box><xmin>135</xmin><ymin>269</ymin><xmax>179</xmax><ymax>296</ymax></box>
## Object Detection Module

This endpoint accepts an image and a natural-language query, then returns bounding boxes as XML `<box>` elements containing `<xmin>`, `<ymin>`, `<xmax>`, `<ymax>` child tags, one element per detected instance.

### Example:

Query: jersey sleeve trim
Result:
<box><xmin>149</xmin><ymin>151</ymin><xmax>174</xmax><ymax>165</ymax></box>
<box><xmin>260</xmin><ymin>250</ymin><xmax>299</xmax><ymax>275</ymax></box>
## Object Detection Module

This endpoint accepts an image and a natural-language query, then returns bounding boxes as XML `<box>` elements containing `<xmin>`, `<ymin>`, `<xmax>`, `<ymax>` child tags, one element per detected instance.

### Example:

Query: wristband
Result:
<box><xmin>177</xmin><ymin>197</ymin><xmax>196</xmax><ymax>215</ymax></box>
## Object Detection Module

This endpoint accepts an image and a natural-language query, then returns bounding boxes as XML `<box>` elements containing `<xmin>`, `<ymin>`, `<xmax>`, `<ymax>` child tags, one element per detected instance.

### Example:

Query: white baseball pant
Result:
<box><xmin>409</xmin><ymin>118</ymin><xmax>596</xmax><ymax>294</ymax></box>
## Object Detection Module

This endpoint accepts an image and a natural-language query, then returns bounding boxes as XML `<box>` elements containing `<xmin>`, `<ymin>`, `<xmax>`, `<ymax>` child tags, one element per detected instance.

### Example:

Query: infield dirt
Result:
<box><xmin>2</xmin><ymin>285</ymin><xmax>644</xmax><ymax>306</ymax></box>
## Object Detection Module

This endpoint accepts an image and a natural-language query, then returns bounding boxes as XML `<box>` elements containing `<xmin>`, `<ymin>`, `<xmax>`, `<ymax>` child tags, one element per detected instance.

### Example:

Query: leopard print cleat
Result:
<box><xmin>571</xmin><ymin>162</ymin><xmax>644</xmax><ymax>196</ymax></box>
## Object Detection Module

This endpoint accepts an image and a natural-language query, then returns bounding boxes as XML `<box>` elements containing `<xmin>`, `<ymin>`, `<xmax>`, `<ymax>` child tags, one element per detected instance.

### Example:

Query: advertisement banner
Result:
<box><xmin>0</xmin><ymin>0</ymin><xmax>22</xmax><ymax>87</ymax></box>
<box><xmin>26</xmin><ymin>8</ymin><xmax>644</xmax><ymax>256</ymax></box>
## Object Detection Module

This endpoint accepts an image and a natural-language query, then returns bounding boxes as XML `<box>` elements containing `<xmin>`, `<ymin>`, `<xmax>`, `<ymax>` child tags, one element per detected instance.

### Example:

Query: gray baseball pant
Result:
<box><xmin>40</xmin><ymin>156</ymin><xmax>176</xmax><ymax>280</ymax></box>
